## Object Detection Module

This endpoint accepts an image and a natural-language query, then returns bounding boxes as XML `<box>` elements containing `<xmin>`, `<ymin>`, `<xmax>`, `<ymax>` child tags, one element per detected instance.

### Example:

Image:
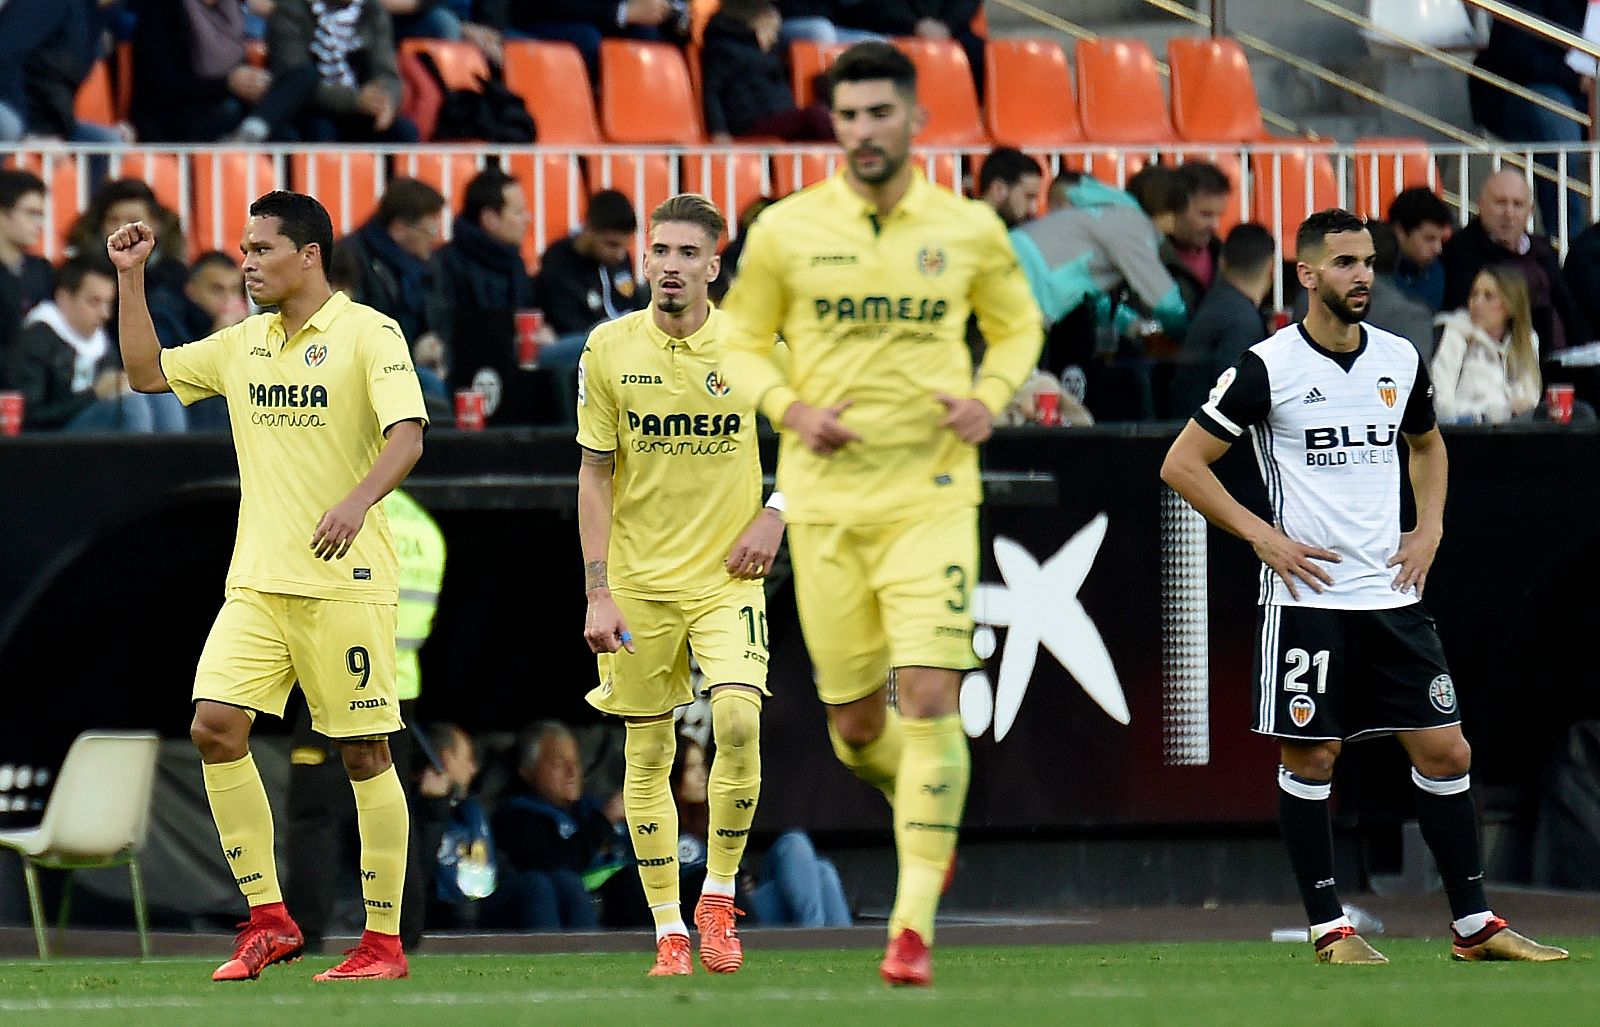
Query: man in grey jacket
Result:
<box><xmin>269</xmin><ymin>0</ymin><xmax>419</xmax><ymax>142</ymax></box>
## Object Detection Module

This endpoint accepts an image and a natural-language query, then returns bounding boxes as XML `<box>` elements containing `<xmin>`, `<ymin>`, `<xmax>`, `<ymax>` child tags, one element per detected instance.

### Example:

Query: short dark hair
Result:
<box><xmin>461</xmin><ymin>168</ymin><xmax>518</xmax><ymax>226</ymax></box>
<box><xmin>248</xmin><ymin>190</ymin><xmax>335</xmax><ymax>276</ymax></box>
<box><xmin>376</xmin><ymin>177</ymin><xmax>446</xmax><ymax>230</ymax></box>
<box><xmin>978</xmin><ymin>148</ymin><xmax>1043</xmax><ymax>194</ymax></box>
<box><xmin>1126</xmin><ymin>165</ymin><xmax>1187</xmax><ymax>218</ymax></box>
<box><xmin>651</xmin><ymin>193</ymin><xmax>727</xmax><ymax>245</ymax></box>
<box><xmin>1220</xmin><ymin>222</ymin><xmax>1275</xmax><ymax>276</ymax></box>
<box><xmin>828</xmin><ymin>40</ymin><xmax>917</xmax><ymax>103</ymax></box>
<box><xmin>1365</xmin><ymin>218</ymin><xmax>1402</xmax><ymax>275</ymax></box>
<box><xmin>56</xmin><ymin>254</ymin><xmax>115</xmax><ymax>295</ymax></box>
<box><xmin>1386</xmin><ymin>186</ymin><xmax>1452</xmax><ymax>233</ymax></box>
<box><xmin>586</xmin><ymin>189</ymin><xmax>638</xmax><ymax>234</ymax></box>
<box><xmin>0</xmin><ymin>168</ymin><xmax>46</xmax><ymax>211</ymax></box>
<box><xmin>1296</xmin><ymin>207</ymin><xmax>1368</xmax><ymax>260</ymax></box>
<box><xmin>1176</xmin><ymin>161</ymin><xmax>1231</xmax><ymax>200</ymax></box>
<box><xmin>189</xmin><ymin>250</ymin><xmax>239</xmax><ymax>278</ymax></box>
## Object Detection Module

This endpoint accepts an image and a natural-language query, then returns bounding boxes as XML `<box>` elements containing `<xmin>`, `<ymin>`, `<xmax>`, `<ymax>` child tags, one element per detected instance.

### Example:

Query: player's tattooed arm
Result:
<box><xmin>580</xmin><ymin>448</ymin><xmax>614</xmax><ymax>467</ymax></box>
<box><xmin>584</xmin><ymin>559</ymin><xmax>608</xmax><ymax>592</ymax></box>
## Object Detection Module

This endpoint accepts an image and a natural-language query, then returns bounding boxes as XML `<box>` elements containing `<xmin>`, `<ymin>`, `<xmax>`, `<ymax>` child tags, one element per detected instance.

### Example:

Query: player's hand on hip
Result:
<box><xmin>936</xmin><ymin>392</ymin><xmax>994</xmax><ymax>444</ymax></box>
<box><xmin>1253</xmin><ymin>528</ymin><xmax>1339</xmax><ymax>601</ymax></box>
<box><xmin>585</xmin><ymin>593</ymin><xmax>635</xmax><ymax>653</ymax></box>
<box><xmin>726</xmin><ymin>508</ymin><xmax>784</xmax><ymax>579</ymax></box>
<box><xmin>310</xmin><ymin>497</ymin><xmax>369</xmax><ymax>561</ymax></box>
<box><xmin>1387</xmin><ymin>528</ymin><xmax>1441</xmax><ymax>598</ymax></box>
<box><xmin>784</xmin><ymin>399</ymin><xmax>861</xmax><ymax>456</ymax></box>
<box><xmin>105</xmin><ymin>221</ymin><xmax>156</xmax><ymax>271</ymax></box>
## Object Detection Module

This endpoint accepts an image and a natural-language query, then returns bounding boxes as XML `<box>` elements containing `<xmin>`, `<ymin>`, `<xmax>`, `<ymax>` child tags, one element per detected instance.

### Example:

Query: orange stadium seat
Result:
<box><xmin>1075</xmin><ymin>38</ymin><xmax>1177</xmax><ymax>146</ymax></box>
<box><xmin>503</xmin><ymin>41</ymin><xmax>602</xmax><ymax>145</ymax></box>
<box><xmin>892</xmin><ymin>38</ymin><xmax>989</xmax><ymax>146</ymax></box>
<box><xmin>507</xmin><ymin>151</ymin><xmax>586</xmax><ymax>270</ymax></box>
<box><xmin>192</xmin><ymin>151</ymin><xmax>279</xmax><ymax>256</ymax></box>
<box><xmin>790</xmin><ymin>41</ymin><xmax>846</xmax><ymax>108</ymax></box>
<box><xmin>74</xmin><ymin>60</ymin><xmax>115</xmax><ymax>127</ymax></box>
<box><xmin>291</xmin><ymin>152</ymin><xmax>383</xmax><ymax>234</ymax></box>
<box><xmin>599</xmin><ymin>40</ymin><xmax>704</xmax><ymax>143</ymax></box>
<box><xmin>400</xmin><ymin>150</ymin><xmax>484</xmax><ymax>211</ymax></box>
<box><xmin>1167</xmin><ymin>37</ymin><xmax>1269</xmax><ymax>143</ymax></box>
<box><xmin>110</xmin><ymin>151</ymin><xmax>184</xmax><ymax>215</ymax></box>
<box><xmin>1353</xmin><ymin>137</ymin><xmax>1439</xmax><ymax>219</ymax></box>
<box><xmin>400</xmin><ymin>38</ymin><xmax>489</xmax><ymax>92</ymax></box>
<box><xmin>683</xmin><ymin>150</ymin><xmax>769</xmax><ymax>221</ymax></box>
<box><xmin>1251</xmin><ymin>146</ymin><xmax>1338</xmax><ymax>258</ymax></box>
<box><xmin>770</xmin><ymin>148</ymin><xmax>836</xmax><ymax>194</ymax></box>
<box><xmin>985</xmin><ymin>39</ymin><xmax>1083</xmax><ymax>148</ymax></box>
<box><xmin>588</xmin><ymin>151</ymin><xmax>676</xmax><ymax>225</ymax></box>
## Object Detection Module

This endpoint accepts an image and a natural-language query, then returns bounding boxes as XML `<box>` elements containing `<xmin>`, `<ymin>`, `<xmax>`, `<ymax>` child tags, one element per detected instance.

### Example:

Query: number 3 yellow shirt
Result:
<box><xmin>721</xmin><ymin>170</ymin><xmax>1044</xmax><ymax>524</ymax></box>
<box><xmin>160</xmin><ymin>291</ymin><xmax>428</xmax><ymax>603</ymax></box>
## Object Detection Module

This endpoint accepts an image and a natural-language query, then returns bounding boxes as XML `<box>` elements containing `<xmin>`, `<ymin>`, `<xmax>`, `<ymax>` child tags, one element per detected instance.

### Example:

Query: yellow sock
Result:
<box><xmin>828</xmin><ymin>706</ymin><xmax>904</xmax><ymax>808</ymax></box>
<box><xmin>351</xmin><ymin>765</ymin><xmax>408</xmax><ymax>937</ymax></box>
<box><xmin>706</xmin><ymin>689</ymin><xmax>762</xmax><ymax>883</ymax></box>
<box><xmin>624</xmin><ymin>717</ymin><xmax>680</xmax><ymax>915</ymax></box>
<box><xmin>201</xmin><ymin>753</ymin><xmax>282</xmax><ymax>908</ymax></box>
<box><xmin>888</xmin><ymin>714</ymin><xmax>969</xmax><ymax>943</ymax></box>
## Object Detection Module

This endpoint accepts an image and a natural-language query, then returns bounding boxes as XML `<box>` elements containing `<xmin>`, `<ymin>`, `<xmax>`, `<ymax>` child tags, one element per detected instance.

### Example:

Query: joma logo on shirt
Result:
<box><xmin>626</xmin><ymin>410</ymin><xmax>742</xmax><ymax>437</ymax></box>
<box><xmin>249</xmin><ymin>383</ymin><xmax>329</xmax><ymax>407</ymax></box>
<box><xmin>813</xmin><ymin>296</ymin><xmax>949</xmax><ymax>323</ymax></box>
<box><xmin>620</xmin><ymin>374</ymin><xmax>664</xmax><ymax>385</ymax></box>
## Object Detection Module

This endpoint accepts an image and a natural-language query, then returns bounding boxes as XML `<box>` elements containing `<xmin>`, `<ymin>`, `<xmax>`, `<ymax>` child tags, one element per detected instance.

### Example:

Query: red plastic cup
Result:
<box><xmin>0</xmin><ymin>390</ymin><xmax>22</xmax><ymax>436</ymax></box>
<box><xmin>515</xmin><ymin>309</ymin><xmax>544</xmax><ymax>370</ymax></box>
<box><xmin>1546</xmin><ymin>383</ymin><xmax>1575</xmax><ymax>425</ymax></box>
<box><xmin>1036</xmin><ymin>390</ymin><xmax>1061</xmax><ymax>426</ymax></box>
<box><xmin>454</xmin><ymin>389</ymin><xmax>486</xmax><ymax>432</ymax></box>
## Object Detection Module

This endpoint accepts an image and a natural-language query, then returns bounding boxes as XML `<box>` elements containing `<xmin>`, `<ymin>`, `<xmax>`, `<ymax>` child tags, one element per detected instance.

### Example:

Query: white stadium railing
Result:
<box><xmin>5</xmin><ymin>140</ymin><xmax>1593</xmax><ymax>311</ymax></box>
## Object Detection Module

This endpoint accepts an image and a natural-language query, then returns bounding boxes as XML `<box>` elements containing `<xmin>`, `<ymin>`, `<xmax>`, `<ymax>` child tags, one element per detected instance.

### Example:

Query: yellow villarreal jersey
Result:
<box><xmin>160</xmin><ymin>291</ymin><xmax>429</xmax><ymax>603</ymax></box>
<box><xmin>722</xmin><ymin>171</ymin><xmax>1043</xmax><ymax>524</ymax></box>
<box><xmin>575</xmin><ymin>307</ymin><xmax>762</xmax><ymax>599</ymax></box>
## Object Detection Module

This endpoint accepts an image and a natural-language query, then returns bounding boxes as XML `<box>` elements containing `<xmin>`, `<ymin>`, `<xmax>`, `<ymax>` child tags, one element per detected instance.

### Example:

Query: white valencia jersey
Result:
<box><xmin>1194</xmin><ymin>322</ymin><xmax>1436</xmax><ymax>610</ymax></box>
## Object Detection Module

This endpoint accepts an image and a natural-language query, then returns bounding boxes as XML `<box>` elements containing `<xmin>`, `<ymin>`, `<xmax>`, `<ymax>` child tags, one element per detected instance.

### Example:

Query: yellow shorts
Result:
<box><xmin>193</xmin><ymin>587</ymin><xmax>403</xmax><ymax>739</ymax></box>
<box><xmin>586</xmin><ymin>578</ymin><xmax>771</xmax><ymax>718</ymax></box>
<box><xmin>790</xmin><ymin>505</ymin><xmax>979</xmax><ymax>705</ymax></box>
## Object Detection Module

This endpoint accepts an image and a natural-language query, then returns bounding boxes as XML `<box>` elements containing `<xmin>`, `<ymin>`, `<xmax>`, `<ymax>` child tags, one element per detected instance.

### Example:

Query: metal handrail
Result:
<box><xmin>1298</xmin><ymin>0</ymin><xmax>1585</xmax><ymax>129</ymax></box>
<box><xmin>1462</xmin><ymin>0</ymin><xmax>1600</xmax><ymax>134</ymax></box>
<box><xmin>991</xmin><ymin>0</ymin><xmax>1590</xmax><ymax>203</ymax></box>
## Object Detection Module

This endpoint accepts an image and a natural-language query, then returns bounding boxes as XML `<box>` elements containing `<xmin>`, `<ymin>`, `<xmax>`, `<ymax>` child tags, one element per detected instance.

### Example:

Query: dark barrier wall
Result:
<box><xmin>3</xmin><ymin>426</ymin><xmax>1598</xmax><ymax>832</ymax></box>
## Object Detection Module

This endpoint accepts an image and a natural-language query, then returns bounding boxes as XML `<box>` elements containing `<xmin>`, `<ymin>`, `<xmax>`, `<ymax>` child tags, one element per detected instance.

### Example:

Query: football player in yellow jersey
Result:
<box><xmin>108</xmin><ymin>192</ymin><xmax>427</xmax><ymax>983</ymax></box>
<box><xmin>577</xmin><ymin>194</ymin><xmax>783</xmax><ymax>978</ymax></box>
<box><xmin>721</xmin><ymin>42</ymin><xmax>1045</xmax><ymax>986</ymax></box>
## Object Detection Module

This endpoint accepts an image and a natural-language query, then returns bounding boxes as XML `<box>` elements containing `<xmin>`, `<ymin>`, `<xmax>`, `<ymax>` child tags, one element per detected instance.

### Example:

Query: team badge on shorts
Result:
<box><xmin>917</xmin><ymin>245</ymin><xmax>946</xmax><ymax>277</ymax></box>
<box><xmin>1376</xmin><ymin>376</ymin><xmax>1398</xmax><ymax>407</ymax></box>
<box><xmin>305</xmin><ymin>343</ymin><xmax>328</xmax><ymax>368</ymax></box>
<box><xmin>705</xmin><ymin>371</ymin><xmax>730</xmax><ymax>397</ymax></box>
<box><xmin>1428</xmin><ymin>674</ymin><xmax>1456</xmax><ymax>713</ymax></box>
<box><xmin>1288</xmin><ymin>694</ymin><xmax>1316</xmax><ymax>728</ymax></box>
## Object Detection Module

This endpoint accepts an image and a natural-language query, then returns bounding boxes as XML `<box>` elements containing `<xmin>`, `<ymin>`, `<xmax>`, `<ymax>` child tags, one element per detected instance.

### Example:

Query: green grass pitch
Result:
<box><xmin>1</xmin><ymin>941</ymin><xmax>1594</xmax><ymax>1025</ymax></box>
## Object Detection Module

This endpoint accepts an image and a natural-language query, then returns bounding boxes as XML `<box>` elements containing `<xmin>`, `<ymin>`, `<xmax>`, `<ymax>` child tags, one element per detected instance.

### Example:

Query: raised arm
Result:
<box><xmin>107</xmin><ymin>221</ymin><xmax>170</xmax><ymax>394</ymax></box>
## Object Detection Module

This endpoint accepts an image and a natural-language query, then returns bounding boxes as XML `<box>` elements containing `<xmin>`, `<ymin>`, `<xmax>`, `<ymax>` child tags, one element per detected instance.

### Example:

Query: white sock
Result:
<box><xmin>1310</xmin><ymin>914</ymin><xmax>1354</xmax><ymax>940</ymax></box>
<box><xmin>652</xmin><ymin>903</ymin><xmax>688</xmax><ymax>942</ymax></box>
<box><xmin>1453</xmin><ymin>910</ymin><xmax>1495</xmax><ymax>938</ymax></box>
<box><xmin>701</xmin><ymin>875</ymin><xmax>736</xmax><ymax>899</ymax></box>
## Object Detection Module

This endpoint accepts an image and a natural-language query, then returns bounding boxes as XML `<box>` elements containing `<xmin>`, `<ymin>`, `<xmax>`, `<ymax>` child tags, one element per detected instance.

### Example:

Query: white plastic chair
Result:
<box><xmin>0</xmin><ymin>730</ymin><xmax>160</xmax><ymax>959</ymax></box>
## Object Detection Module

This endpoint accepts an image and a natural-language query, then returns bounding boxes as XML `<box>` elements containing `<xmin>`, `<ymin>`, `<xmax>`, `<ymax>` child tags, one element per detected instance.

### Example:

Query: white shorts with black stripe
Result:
<box><xmin>1252</xmin><ymin>602</ymin><xmax>1459</xmax><ymax>741</ymax></box>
